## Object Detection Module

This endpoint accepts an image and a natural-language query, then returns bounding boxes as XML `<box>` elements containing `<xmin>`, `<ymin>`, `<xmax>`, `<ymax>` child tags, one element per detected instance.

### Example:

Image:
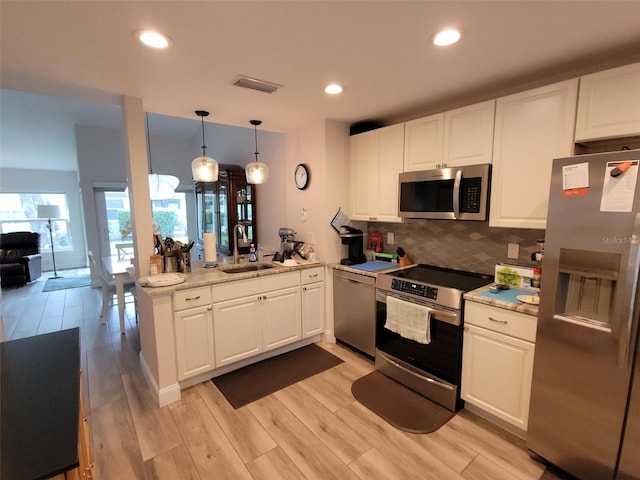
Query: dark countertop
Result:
<box><xmin>330</xmin><ymin>261</ymin><xmax>412</xmax><ymax>278</ymax></box>
<box><xmin>1</xmin><ymin>328</ymin><xmax>81</xmax><ymax>480</ymax></box>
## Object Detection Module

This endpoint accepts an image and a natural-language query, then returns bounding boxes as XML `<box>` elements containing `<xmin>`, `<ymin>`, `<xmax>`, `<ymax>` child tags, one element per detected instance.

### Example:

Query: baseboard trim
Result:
<box><xmin>139</xmin><ymin>352</ymin><xmax>181</xmax><ymax>407</ymax></box>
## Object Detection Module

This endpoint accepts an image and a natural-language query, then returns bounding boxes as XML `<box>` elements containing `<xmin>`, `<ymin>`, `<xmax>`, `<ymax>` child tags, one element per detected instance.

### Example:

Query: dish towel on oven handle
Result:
<box><xmin>385</xmin><ymin>295</ymin><xmax>432</xmax><ymax>344</ymax></box>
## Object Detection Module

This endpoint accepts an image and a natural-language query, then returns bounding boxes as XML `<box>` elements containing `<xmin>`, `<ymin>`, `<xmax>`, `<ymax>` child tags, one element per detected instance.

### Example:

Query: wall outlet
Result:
<box><xmin>507</xmin><ymin>243</ymin><xmax>520</xmax><ymax>259</ymax></box>
<box><xmin>387</xmin><ymin>232</ymin><xmax>395</xmax><ymax>245</ymax></box>
<box><xmin>307</xmin><ymin>232</ymin><xmax>315</xmax><ymax>245</ymax></box>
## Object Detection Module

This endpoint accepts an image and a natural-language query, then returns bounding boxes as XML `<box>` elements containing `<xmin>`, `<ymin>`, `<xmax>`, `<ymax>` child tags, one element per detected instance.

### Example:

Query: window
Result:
<box><xmin>0</xmin><ymin>193</ymin><xmax>73</xmax><ymax>251</ymax></box>
<box><xmin>102</xmin><ymin>191</ymin><xmax>189</xmax><ymax>257</ymax></box>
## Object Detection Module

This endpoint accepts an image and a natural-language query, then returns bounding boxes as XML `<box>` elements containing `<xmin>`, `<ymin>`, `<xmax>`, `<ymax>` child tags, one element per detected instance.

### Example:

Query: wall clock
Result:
<box><xmin>294</xmin><ymin>163</ymin><xmax>310</xmax><ymax>190</ymax></box>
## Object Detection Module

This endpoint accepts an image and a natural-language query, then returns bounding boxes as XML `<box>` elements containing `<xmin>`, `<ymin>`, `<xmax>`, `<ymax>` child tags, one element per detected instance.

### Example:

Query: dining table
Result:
<box><xmin>102</xmin><ymin>255</ymin><xmax>135</xmax><ymax>334</ymax></box>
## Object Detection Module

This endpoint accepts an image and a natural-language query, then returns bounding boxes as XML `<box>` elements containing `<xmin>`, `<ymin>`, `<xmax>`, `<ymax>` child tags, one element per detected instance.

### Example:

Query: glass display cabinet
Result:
<box><xmin>195</xmin><ymin>165</ymin><xmax>257</xmax><ymax>256</ymax></box>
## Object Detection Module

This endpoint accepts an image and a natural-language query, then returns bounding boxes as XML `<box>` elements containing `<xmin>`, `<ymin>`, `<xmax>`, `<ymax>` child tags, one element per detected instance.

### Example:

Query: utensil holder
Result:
<box><xmin>164</xmin><ymin>255</ymin><xmax>178</xmax><ymax>273</ymax></box>
<box><xmin>179</xmin><ymin>252</ymin><xmax>191</xmax><ymax>273</ymax></box>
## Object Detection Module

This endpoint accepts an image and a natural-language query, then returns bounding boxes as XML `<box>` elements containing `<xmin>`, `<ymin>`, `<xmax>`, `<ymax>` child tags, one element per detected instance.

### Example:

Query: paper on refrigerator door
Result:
<box><xmin>562</xmin><ymin>162</ymin><xmax>589</xmax><ymax>197</ymax></box>
<box><xmin>600</xmin><ymin>160</ymin><xmax>639</xmax><ymax>212</ymax></box>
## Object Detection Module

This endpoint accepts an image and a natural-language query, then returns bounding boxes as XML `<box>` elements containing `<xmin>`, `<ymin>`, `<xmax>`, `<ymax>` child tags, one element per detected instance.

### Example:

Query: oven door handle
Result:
<box><xmin>377</xmin><ymin>351</ymin><xmax>455</xmax><ymax>392</ymax></box>
<box><xmin>376</xmin><ymin>291</ymin><xmax>458</xmax><ymax>321</ymax></box>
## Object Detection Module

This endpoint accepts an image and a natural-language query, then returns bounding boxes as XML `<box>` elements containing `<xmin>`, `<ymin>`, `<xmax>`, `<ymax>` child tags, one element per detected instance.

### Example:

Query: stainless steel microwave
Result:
<box><xmin>398</xmin><ymin>164</ymin><xmax>490</xmax><ymax>220</ymax></box>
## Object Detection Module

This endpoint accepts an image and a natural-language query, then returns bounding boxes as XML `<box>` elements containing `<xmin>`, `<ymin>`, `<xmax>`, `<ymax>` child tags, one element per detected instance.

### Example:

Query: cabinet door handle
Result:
<box><xmin>303</xmin><ymin>287</ymin><xmax>307</xmax><ymax>291</ymax></box>
<box><xmin>186</xmin><ymin>295</ymin><xmax>201</xmax><ymax>301</ymax></box>
<box><xmin>207</xmin><ymin>306</ymin><xmax>212</xmax><ymax>311</ymax></box>
<box><xmin>309</xmin><ymin>273</ymin><xmax>318</xmax><ymax>278</ymax></box>
<box><xmin>489</xmin><ymin>316</ymin><xmax>508</xmax><ymax>324</ymax></box>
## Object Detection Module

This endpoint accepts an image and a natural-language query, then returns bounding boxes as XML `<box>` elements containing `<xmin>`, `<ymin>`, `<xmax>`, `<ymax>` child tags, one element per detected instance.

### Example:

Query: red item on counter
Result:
<box><xmin>367</xmin><ymin>232</ymin><xmax>383</xmax><ymax>252</ymax></box>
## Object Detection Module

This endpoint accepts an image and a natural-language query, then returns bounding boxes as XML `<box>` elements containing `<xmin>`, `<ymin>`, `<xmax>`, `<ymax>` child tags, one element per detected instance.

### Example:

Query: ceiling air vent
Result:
<box><xmin>233</xmin><ymin>75</ymin><xmax>281</xmax><ymax>94</ymax></box>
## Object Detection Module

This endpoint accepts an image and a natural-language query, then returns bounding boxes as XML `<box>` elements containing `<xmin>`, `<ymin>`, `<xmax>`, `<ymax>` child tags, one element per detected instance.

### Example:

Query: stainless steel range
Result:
<box><xmin>375</xmin><ymin>264</ymin><xmax>493</xmax><ymax>411</ymax></box>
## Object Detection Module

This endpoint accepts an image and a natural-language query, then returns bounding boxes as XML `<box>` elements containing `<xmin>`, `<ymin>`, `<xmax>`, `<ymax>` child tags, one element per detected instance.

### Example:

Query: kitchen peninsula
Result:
<box><xmin>136</xmin><ymin>261</ymin><xmax>326</xmax><ymax>407</ymax></box>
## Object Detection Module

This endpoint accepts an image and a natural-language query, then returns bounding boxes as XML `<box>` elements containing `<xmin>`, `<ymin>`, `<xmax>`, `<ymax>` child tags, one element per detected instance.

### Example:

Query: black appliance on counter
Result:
<box><xmin>340</xmin><ymin>226</ymin><xmax>366</xmax><ymax>265</ymax></box>
<box><xmin>375</xmin><ymin>264</ymin><xmax>493</xmax><ymax>411</ymax></box>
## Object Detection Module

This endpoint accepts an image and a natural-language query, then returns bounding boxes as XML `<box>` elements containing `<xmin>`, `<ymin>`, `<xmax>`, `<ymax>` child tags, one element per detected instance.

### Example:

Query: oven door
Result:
<box><xmin>375</xmin><ymin>289</ymin><xmax>463</xmax><ymax>411</ymax></box>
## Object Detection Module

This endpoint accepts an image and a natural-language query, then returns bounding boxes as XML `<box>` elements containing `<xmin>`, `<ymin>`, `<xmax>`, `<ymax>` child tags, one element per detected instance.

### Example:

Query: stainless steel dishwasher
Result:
<box><xmin>333</xmin><ymin>269</ymin><xmax>376</xmax><ymax>357</ymax></box>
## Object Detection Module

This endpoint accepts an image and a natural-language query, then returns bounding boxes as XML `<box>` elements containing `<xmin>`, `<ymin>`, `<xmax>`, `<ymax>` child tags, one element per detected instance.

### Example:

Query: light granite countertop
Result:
<box><xmin>139</xmin><ymin>259</ymin><xmax>324</xmax><ymax>296</ymax></box>
<box><xmin>464</xmin><ymin>284</ymin><xmax>539</xmax><ymax>317</ymax></box>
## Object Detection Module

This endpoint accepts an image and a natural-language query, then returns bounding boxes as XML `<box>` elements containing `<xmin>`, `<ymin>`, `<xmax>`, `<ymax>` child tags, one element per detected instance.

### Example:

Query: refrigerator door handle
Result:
<box><xmin>619</xmin><ymin>212</ymin><xmax>640</xmax><ymax>369</ymax></box>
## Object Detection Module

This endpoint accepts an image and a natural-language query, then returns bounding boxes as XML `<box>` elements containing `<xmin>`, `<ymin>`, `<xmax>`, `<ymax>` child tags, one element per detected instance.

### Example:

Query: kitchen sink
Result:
<box><xmin>220</xmin><ymin>263</ymin><xmax>275</xmax><ymax>274</ymax></box>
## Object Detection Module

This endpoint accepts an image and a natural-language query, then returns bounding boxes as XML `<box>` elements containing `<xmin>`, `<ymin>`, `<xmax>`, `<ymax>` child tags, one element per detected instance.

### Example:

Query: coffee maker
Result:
<box><xmin>340</xmin><ymin>226</ymin><xmax>366</xmax><ymax>265</ymax></box>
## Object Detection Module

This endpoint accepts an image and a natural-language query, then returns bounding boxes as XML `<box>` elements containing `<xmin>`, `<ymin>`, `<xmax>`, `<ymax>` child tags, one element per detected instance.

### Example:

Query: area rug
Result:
<box><xmin>212</xmin><ymin>344</ymin><xmax>343</xmax><ymax>409</ymax></box>
<box><xmin>352</xmin><ymin>371</ymin><xmax>455</xmax><ymax>434</ymax></box>
<box><xmin>42</xmin><ymin>274</ymin><xmax>91</xmax><ymax>292</ymax></box>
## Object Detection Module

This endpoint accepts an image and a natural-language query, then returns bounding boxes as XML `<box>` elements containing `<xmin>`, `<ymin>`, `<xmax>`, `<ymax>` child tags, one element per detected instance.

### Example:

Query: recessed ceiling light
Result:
<box><xmin>433</xmin><ymin>28</ymin><xmax>461</xmax><ymax>47</ymax></box>
<box><xmin>325</xmin><ymin>83</ymin><xmax>343</xmax><ymax>95</ymax></box>
<box><xmin>136</xmin><ymin>30</ymin><xmax>172</xmax><ymax>49</ymax></box>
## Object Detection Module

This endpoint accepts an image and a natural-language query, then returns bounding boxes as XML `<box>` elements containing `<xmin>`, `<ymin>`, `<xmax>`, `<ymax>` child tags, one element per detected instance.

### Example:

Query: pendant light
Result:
<box><xmin>125</xmin><ymin>113</ymin><xmax>179</xmax><ymax>200</ymax></box>
<box><xmin>245</xmin><ymin>119</ymin><xmax>269</xmax><ymax>184</ymax></box>
<box><xmin>191</xmin><ymin>110</ymin><xmax>219</xmax><ymax>182</ymax></box>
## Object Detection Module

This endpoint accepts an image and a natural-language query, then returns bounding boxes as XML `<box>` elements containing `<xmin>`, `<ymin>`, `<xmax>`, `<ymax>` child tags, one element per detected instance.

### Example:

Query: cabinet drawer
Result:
<box><xmin>301</xmin><ymin>266</ymin><xmax>324</xmax><ymax>285</ymax></box>
<box><xmin>174</xmin><ymin>286</ymin><xmax>211</xmax><ymax>311</ymax></box>
<box><xmin>213</xmin><ymin>272</ymin><xmax>300</xmax><ymax>303</ymax></box>
<box><xmin>465</xmin><ymin>301</ymin><xmax>537</xmax><ymax>343</ymax></box>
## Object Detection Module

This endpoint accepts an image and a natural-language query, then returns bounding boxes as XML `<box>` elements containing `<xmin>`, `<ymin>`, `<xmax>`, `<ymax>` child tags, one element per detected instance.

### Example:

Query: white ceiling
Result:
<box><xmin>2</xmin><ymin>1</ymin><xmax>640</xmax><ymax>171</ymax></box>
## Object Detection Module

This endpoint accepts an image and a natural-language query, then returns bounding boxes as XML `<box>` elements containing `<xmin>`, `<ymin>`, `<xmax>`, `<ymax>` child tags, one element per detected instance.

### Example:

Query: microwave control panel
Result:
<box><xmin>461</xmin><ymin>177</ymin><xmax>482</xmax><ymax>213</ymax></box>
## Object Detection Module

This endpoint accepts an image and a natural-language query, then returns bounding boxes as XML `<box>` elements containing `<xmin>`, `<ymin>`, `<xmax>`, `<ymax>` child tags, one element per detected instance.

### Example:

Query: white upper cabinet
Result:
<box><xmin>403</xmin><ymin>113</ymin><xmax>444</xmax><ymax>171</ymax></box>
<box><xmin>489</xmin><ymin>79</ymin><xmax>578</xmax><ymax>229</ymax></box>
<box><xmin>444</xmin><ymin>100</ymin><xmax>496</xmax><ymax>167</ymax></box>
<box><xmin>575</xmin><ymin>62</ymin><xmax>640</xmax><ymax>142</ymax></box>
<box><xmin>350</xmin><ymin>123</ymin><xmax>404</xmax><ymax>223</ymax></box>
<box><xmin>403</xmin><ymin>100</ymin><xmax>495</xmax><ymax>172</ymax></box>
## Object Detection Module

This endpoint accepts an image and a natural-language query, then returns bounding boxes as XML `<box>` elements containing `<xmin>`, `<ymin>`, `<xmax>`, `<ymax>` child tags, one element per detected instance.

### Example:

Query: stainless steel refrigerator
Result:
<box><xmin>527</xmin><ymin>150</ymin><xmax>640</xmax><ymax>480</ymax></box>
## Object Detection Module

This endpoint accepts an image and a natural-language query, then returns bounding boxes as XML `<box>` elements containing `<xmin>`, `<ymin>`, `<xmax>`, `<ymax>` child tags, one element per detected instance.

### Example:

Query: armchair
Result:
<box><xmin>0</xmin><ymin>232</ymin><xmax>43</xmax><ymax>288</ymax></box>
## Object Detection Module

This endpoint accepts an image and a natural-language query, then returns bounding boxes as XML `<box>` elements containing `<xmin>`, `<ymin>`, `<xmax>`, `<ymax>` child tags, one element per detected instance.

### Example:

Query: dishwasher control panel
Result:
<box><xmin>391</xmin><ymin>278</ymin><xmax>438</xmax><ymax>300</ymax></box>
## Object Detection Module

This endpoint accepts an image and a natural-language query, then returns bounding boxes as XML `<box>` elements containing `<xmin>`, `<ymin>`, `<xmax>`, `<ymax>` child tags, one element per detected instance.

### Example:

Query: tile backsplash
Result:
<box><xmin>369</xmin><ymin>220</ymin><xmax>543</xmax><ymax>276</ymax></box>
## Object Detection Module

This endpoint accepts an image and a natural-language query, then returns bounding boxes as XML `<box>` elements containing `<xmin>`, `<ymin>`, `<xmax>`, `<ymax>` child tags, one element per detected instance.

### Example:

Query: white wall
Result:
<box><xmin>283</xmin><ymin>119</ymin><xmax>351</xmax><ymax>263</ymax></box>
<box><xmin>0</xmin><ymin>168</ymin><xmax>86</xmax><ymax>270</ymax></box>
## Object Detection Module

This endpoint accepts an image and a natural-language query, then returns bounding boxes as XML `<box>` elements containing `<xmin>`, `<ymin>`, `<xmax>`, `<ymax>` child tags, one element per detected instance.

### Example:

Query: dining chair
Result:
<box><xmin>87</xmin><ymin>251</ymin><xmax>135</xmax><ymax>323</ymax></box>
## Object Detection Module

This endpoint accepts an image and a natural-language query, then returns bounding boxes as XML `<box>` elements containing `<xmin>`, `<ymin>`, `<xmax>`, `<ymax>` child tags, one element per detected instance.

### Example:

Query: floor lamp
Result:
<box><xmin>37</xmin><ymin>204</ymin><xmax>62</xmax><ymax>279</ymax></box>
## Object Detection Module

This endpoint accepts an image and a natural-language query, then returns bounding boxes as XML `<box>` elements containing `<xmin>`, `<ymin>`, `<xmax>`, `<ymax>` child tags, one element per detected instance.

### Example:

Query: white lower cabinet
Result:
<box><xmin>462</xmin><ymin>301</ymin><xmax>537</xmax><ymax>432</ymax></box>
<box><xmin>301</xmin><ymin>266</ymin><xmax>325</xmax><ymax>338</ymax></box>
<box><xmin>173</xmin><ymin>270</ymin><xmax>323</xmax><ymax>377</ymax></box>
<box><xmin>262</xmin><ymin>286</ymin><xmax>302</xmax><ymax>350</ymax></box>
<box><xmin>173</xmin><ymin>286</ymin><xmax>215</xmax><ymax>380</ymax></box>
<box><xmin>212</xmin><ymin>295</ymin><xmax>263</xmax><ymax>366</ymax></box>
<box><xmin>212</xmin><ymin>272</ymin><xmax>302</xmax><ymax>367</ymax></box>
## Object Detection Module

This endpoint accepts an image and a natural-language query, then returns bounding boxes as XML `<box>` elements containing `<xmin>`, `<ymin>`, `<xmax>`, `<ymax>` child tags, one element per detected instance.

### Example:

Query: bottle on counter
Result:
<box><xmin>257</xmin><ymin>243</ymin><xmax>264</xmax><ymax>262</ymax></box>
<box><xmin>532</xmin><ymin>267</ymin><xmax>542</xmax><ymax>288</ymax></box>
<box><xmin>249</xmin><ymin>244</ymin><xmax>258</xmax><ymax>262</ymax></box>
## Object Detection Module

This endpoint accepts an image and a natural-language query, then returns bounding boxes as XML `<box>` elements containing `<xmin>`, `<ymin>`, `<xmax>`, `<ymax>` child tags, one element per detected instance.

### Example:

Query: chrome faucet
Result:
<box><xmin>233</xmin><ymin>224</ymin><xmax>248</xmax><ymax>264</ymax></box>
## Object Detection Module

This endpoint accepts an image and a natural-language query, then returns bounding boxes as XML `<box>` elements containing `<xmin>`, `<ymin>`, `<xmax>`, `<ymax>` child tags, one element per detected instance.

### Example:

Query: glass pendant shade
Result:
<box><xmin>192</xmin><ymin>156</ymin><xmax>219</xmax><ymax>182</ymax></box>
<box><xmin>192</xmin><ymin>110</ymin><xmax>219</xmax><ymax>182</ymax></box>
<box><xmin>149</xmin><ymin>173</ymin><xmax>179</xmax><ymax>200</ymax></box>
<box><xmin>246</xmin><ymin>119</ymin><xmax>268</xmax><ymax>184</ymax></box>
<box><xmin>245</xmin><ymin>161</ymin><xmax>269</xmax><ymax>184</ymax></box>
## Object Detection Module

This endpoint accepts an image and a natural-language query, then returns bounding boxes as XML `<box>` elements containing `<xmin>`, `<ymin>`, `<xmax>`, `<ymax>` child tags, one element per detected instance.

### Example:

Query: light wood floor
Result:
<box><xmin>1</xmin><ymin>271</ymin><xmax>565</xmax><ymax>480</ymax></box>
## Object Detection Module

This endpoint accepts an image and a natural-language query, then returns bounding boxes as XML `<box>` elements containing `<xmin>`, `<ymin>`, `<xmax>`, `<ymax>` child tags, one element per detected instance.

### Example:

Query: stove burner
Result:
<box><xmin>392</xmin><ymin>264</ymin><xmax>493</xmax><ymax>292</ymax></box>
